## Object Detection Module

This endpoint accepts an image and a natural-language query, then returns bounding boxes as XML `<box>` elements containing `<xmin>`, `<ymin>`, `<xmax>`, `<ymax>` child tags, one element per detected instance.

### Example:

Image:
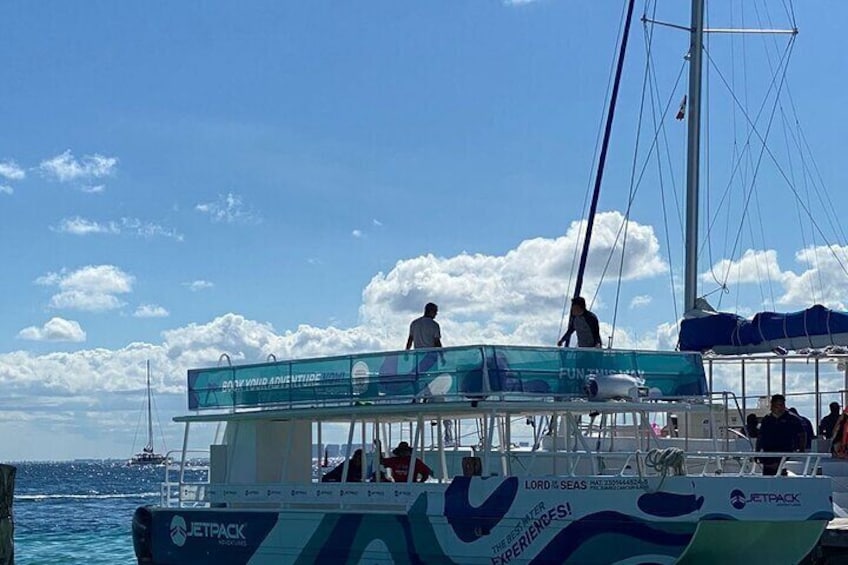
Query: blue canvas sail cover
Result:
<box><xmin>679</xmin><ymin>304</ymin><xmax>848</xmax><ymax>354</ymax></box>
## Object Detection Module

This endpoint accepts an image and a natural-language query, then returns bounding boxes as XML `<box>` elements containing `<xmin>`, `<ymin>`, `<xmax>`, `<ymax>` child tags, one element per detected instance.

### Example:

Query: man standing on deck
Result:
<box><xmin>820</xmin><ymin>402</ymin><xmax>841</xmax><ymax>439</ymax></box>
<box><xmin>757</xmin><ymin>394</ymin><xmax>806</xmax><ymax>476</ymax></box>
<box><xmin>788</xmin><ymin>407</ymin><xmax>814</xmax><ymax>450</ymax></box>
<box><xmin>557</xmin><ymin>297</ymin><xmax>602</xmax><ymax>348</ymax></box>
<box><xmin>406</xmin><ymin>302</ymin><xmax>442</xmax><ymax>350</ymax></box>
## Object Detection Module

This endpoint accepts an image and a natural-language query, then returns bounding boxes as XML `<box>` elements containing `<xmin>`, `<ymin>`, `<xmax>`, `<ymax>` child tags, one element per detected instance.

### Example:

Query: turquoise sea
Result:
<box><xmin>11</xmin><ymin>461</ymin><xmax>206</xmax><ymax>564</ymax></box>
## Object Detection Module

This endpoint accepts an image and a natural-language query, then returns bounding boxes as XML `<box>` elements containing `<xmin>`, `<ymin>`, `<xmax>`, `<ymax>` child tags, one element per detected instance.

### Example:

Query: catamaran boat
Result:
<box><xmin>131</xmin><ymin>0</ymin><xmax>845</xmax><ymax>560</ymax></box>
<box><xmin>132</xmin><ymin>345</ymin><xmax>832</xmax><ymax>564</ymax></box>
<box><xmin>129</xmin><ymin>361</ymin><xmax>170</xmax><ymax>467</ymax></box>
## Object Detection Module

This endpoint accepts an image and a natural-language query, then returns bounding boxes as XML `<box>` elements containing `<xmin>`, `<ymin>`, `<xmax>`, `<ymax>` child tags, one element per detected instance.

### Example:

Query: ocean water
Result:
<box><xmin>11</xmin><ymin>461</ymin><xmax>207</xmax><ymax>565</ymax></box>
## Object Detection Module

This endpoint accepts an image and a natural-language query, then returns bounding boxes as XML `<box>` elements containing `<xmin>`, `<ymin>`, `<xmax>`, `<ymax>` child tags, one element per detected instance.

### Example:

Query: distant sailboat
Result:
<box><xmin>128</xmin><ymin>361</ymin><xmax>168</xmax><ymax>466</ymax></box>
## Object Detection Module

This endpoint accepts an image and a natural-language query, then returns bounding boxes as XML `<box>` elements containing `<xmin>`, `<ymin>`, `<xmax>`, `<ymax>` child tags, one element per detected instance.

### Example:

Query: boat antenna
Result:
<box><xmin>568</xmin><ymin>0</ymin><xmax>636</xmax><ymax>342</ymax></box>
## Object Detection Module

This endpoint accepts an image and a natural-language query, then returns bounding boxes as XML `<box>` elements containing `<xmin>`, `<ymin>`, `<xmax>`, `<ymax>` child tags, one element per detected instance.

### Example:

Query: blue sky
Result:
<box><xmin>1</xmin><ymin>1</ymin><xmax>846</xmax><ymax>460</ymax></box>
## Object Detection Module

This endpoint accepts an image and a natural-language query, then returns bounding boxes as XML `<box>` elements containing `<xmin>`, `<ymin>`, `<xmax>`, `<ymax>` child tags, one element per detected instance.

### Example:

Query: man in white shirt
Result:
<box><xmin>406</xmin><ymin>303</ymin><xmax>442</xmax><ymax>349</ymax></box>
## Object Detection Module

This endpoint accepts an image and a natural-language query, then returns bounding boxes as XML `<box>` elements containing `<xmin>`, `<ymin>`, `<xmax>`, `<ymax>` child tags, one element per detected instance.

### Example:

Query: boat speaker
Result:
<box><xmin>585</xmin><ymin>373</ymin><xmax>649</xmax><ymax>401</ymax></box>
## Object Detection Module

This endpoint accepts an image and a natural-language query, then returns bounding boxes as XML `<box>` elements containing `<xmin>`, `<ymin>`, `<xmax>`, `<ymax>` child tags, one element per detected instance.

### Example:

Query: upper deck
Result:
<box><xmin>187</xmin><ymin>344</ymin><xmax>707</xmax><ymax>413</ymax></box>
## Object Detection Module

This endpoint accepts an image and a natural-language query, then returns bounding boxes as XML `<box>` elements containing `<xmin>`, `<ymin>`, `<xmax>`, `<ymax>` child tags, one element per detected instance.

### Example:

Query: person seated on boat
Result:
<box><xmin>556</xmin><ymin>297</ymin><xmax>602</xmax><ymax>348</ymax></box>
<box><xmin>745</xmin><ymin>413</ymin><xmax>759</xmax><ymax>439</ymax></box>
<box><xmin>321</xmin><ymin>449</ymin><xmax>364</xmax><ymax>482</ymax></box>
<box><xmin>788</xmin><ymin>407</ymin><xmax>814</xmax><ymax>450</ymax></box>
<box><xmin>381</xmin><ymin>441</ymin><xmax>433</xmax><ymax>483</ymax></box>
<box><xmin>756</xmin><ymin>394</ymin><xmax>806</xmax><ymax>476</ymax></box>
<box><xmin>820</xmin><ymin>402</ymin><xmax>841</xmax><ymax>440</ymax></box>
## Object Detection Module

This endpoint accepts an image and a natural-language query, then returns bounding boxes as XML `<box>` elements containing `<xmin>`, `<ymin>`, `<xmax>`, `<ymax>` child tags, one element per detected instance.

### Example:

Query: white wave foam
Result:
<box><xmin>16</xmin><ymin>492</ymin><xmax>159</xmax><ymax>501</ymax></box>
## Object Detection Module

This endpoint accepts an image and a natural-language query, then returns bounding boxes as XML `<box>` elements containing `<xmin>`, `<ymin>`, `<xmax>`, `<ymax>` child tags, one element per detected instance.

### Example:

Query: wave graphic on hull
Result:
<box><xmin>530</xmin><ymin>511</ymin><xmax>695</xmax><ymax>564</ymax></box>
<box><xmin>444</xmin><ymin>476</ymin><xmax>519</xmax><ymax>542</ymax></box>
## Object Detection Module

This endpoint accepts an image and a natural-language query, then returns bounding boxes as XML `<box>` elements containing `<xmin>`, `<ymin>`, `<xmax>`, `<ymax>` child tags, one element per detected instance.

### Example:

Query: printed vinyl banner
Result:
<box><xmin>187</xmin><ymin>345</ymin><xmax>707</xmax><ymax>410</ymax></box>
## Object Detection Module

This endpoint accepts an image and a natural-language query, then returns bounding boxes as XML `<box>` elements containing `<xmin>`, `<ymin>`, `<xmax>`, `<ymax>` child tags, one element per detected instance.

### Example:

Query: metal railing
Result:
<box><xmin>160</xmin><ymin>449</ymin><xmax>210</xmax><ymax>507</ymax></box>
<box><xmin>160</xmin><ymin>448</ymin><xmax>829</xmax><ymax>509</ymax></box>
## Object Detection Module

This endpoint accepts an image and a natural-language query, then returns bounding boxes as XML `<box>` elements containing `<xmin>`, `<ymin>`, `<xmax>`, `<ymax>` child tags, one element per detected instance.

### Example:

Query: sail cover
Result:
<box><xmin>679</xmin><ymin>304</ymin><xmax>848</xmax><ymax>354</ymax></box>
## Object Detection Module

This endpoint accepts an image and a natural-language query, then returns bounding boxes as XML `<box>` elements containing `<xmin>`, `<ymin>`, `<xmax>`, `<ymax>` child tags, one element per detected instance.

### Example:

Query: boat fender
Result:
<box><xmin>132</xmin><ymin>506</ymin><xmax>154</xmax><ymax>564</ymax></box>
<box><xmin>585</xmin><ymin>373</ymin><xmax>649</xmax><ymax>401</ymax></box>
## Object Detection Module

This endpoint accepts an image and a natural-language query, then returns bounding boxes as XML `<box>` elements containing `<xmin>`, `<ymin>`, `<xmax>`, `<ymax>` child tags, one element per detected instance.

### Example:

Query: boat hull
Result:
<box><xmin>133</xmin><ymin>475</ymin><xmax>830</xmax><ymax>564</ymax></box>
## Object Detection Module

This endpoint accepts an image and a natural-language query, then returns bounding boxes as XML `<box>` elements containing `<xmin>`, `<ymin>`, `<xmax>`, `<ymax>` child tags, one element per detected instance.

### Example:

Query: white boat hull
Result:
<box><xmin>133</xmin><ymin>474</ymin><xmax>831</xmax><ymax>564</ymax></box>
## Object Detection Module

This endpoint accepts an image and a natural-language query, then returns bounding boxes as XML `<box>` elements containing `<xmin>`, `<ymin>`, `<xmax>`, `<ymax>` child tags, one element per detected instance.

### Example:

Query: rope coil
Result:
<box><xmin>645</xmin><ymin>447</ymin><xmax>686</xmax><ymax>477</ymax></box>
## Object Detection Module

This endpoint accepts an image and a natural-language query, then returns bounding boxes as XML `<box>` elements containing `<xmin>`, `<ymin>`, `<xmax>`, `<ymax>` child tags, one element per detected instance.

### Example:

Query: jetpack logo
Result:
<box><xmin>170</xmin><ymin>515</ymin><xmax>188</xmax><ymax>547</ymax></box>
<box><xmin>169</xmin><ymin>514</ymin><xmax>247</xmax><ymax>547</ymax></box>
<box><xmin>730</xmin><ymin>489</ymin><xmax>800</xmax><ymax>510</ymax></box>
<box><xmin>730</xmin><ymin>489</ymin><xmax>747</xmax><ymax>510</ymax></box>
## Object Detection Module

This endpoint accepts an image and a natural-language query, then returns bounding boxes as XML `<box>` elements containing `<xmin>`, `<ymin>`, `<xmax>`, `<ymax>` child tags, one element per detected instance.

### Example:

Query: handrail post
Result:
<box><xmin>341</xmin><ymin>418</ymin><xmax>356</xmax><ymax>495</ymax></box>
<box><xmin>481</xmin><ymin>346</ymin><xmax>491</xmax><ymax>396</ymax></box>
<box><xmin>815</xmin><ymin>358</ymin><xmax>821</xmax><ymax>433</ymax></box>
<box><xmin>179</xmin><ymin>422</ymin><xmax>191</xmax><ymax>507</ymax></box>
<box><xmin>722</xmin><ymin>392</ymin><xmax>729</xmax><ymax>452</ymax></box>
<box><xmin>484</xmin><ymin>412</ymin><xmax>496</xmax><ymax>476</ymax></box>
<box><xmin>437</xmin><ymin>417</ymin><xmax>447</xmax><ymax>483</ymax></box>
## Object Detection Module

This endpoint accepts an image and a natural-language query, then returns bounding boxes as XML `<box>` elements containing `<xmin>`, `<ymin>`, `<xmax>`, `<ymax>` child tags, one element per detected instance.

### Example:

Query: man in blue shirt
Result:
<box><xmin>756</xmin><ymin>394</ymin><xmax>806</xmax><ymax>476</ymax></box>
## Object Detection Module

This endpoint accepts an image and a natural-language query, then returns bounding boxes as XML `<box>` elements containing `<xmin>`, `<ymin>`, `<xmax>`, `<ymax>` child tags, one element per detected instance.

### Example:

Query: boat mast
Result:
<box><xmin>683</xmin><ymin>0</ymin><xmax>705</xmax><ymax>313</ymax></box>
<box><xmin>146</xmin><ymin>360</ymin><xmax>153</xmax><ymax>451</ymax></box>
<box><xmin>571</xmin><ymin>0</ymin><xmax>636</xmax><ymax>320</ymax></box>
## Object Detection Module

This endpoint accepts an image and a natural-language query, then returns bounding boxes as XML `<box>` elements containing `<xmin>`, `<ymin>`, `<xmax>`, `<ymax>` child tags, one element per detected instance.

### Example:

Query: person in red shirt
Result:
<box><xmin>381</xmin><ymin>441</ymin><xmax>433</xmax><ymax>483</ymax></box>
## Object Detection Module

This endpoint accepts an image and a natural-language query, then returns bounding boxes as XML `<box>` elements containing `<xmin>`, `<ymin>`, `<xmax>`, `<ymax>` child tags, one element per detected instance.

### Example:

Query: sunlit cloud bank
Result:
<box><xmin>701</xmin><ymin>244</ymin><xmax>848</xmax><ymax>310</ymax></box>
<box><xmin>5</xmin><ymin>211</ymin><xmax>666</xmax><ymax>398</ymax></box>
<box><xmin>8</xmin><ymin>210</ymin><xmax>845</xmax><ymax>458</ymax></box>
<box><xmin>360</xmin><ymin>211</ymin><xmax>665</xmax><ymax>333</ymax></box>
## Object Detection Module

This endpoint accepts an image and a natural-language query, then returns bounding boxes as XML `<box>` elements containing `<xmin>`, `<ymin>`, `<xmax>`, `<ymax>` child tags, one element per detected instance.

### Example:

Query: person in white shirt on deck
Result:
<box><xmin>406</xmin><ymin>302</ymin><xmax>442</xmax><ymax>349</ymax></box>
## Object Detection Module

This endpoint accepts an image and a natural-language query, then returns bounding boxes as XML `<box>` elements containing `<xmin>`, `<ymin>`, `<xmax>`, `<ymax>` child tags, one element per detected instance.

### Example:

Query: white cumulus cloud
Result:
<box><xmin>36</xmin><ymin>265</ymin><xmax>134</xmax><ymax>312</ymax></box>
<box><xmin>18</xmin><ymin>317</ymin><xmax>87</xmax><ymax>342</ymax></box>
<box><xmin>39</xmin><ymin>150</ymin><xmax>117</xmax><ymax>183</ymax></box>
<box><xmin>360</xmin><ymin>211</ymin><xmax>665</xmax><ymax>332</ymax></box>
<box><xmin>701</xmin><ymin>245</ymin><xmax>848</xmax><ymax>310</ymax></box>
<box><xmin>0</xmin><ymin>160</ymin><xmax>25</xmax><ymax>181</ymax></box>
<box><xmin>0</xmin><ymin>185</ymin><xmax>12</xmax><ymax>195</ymax></box>
<box><xmin>780</xmin><ymin>245</ymin><xmax>848</xmax><ymax>309</ymax></box>
<box><xmin>134</xmin><ymin>304</ymin><xmax>170</xmax><ymax>318</ymax></box>
<box><xmin>3</xmin><ymin>210</ymin><xmax>848</xmax><ymax>461</ymax></box>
